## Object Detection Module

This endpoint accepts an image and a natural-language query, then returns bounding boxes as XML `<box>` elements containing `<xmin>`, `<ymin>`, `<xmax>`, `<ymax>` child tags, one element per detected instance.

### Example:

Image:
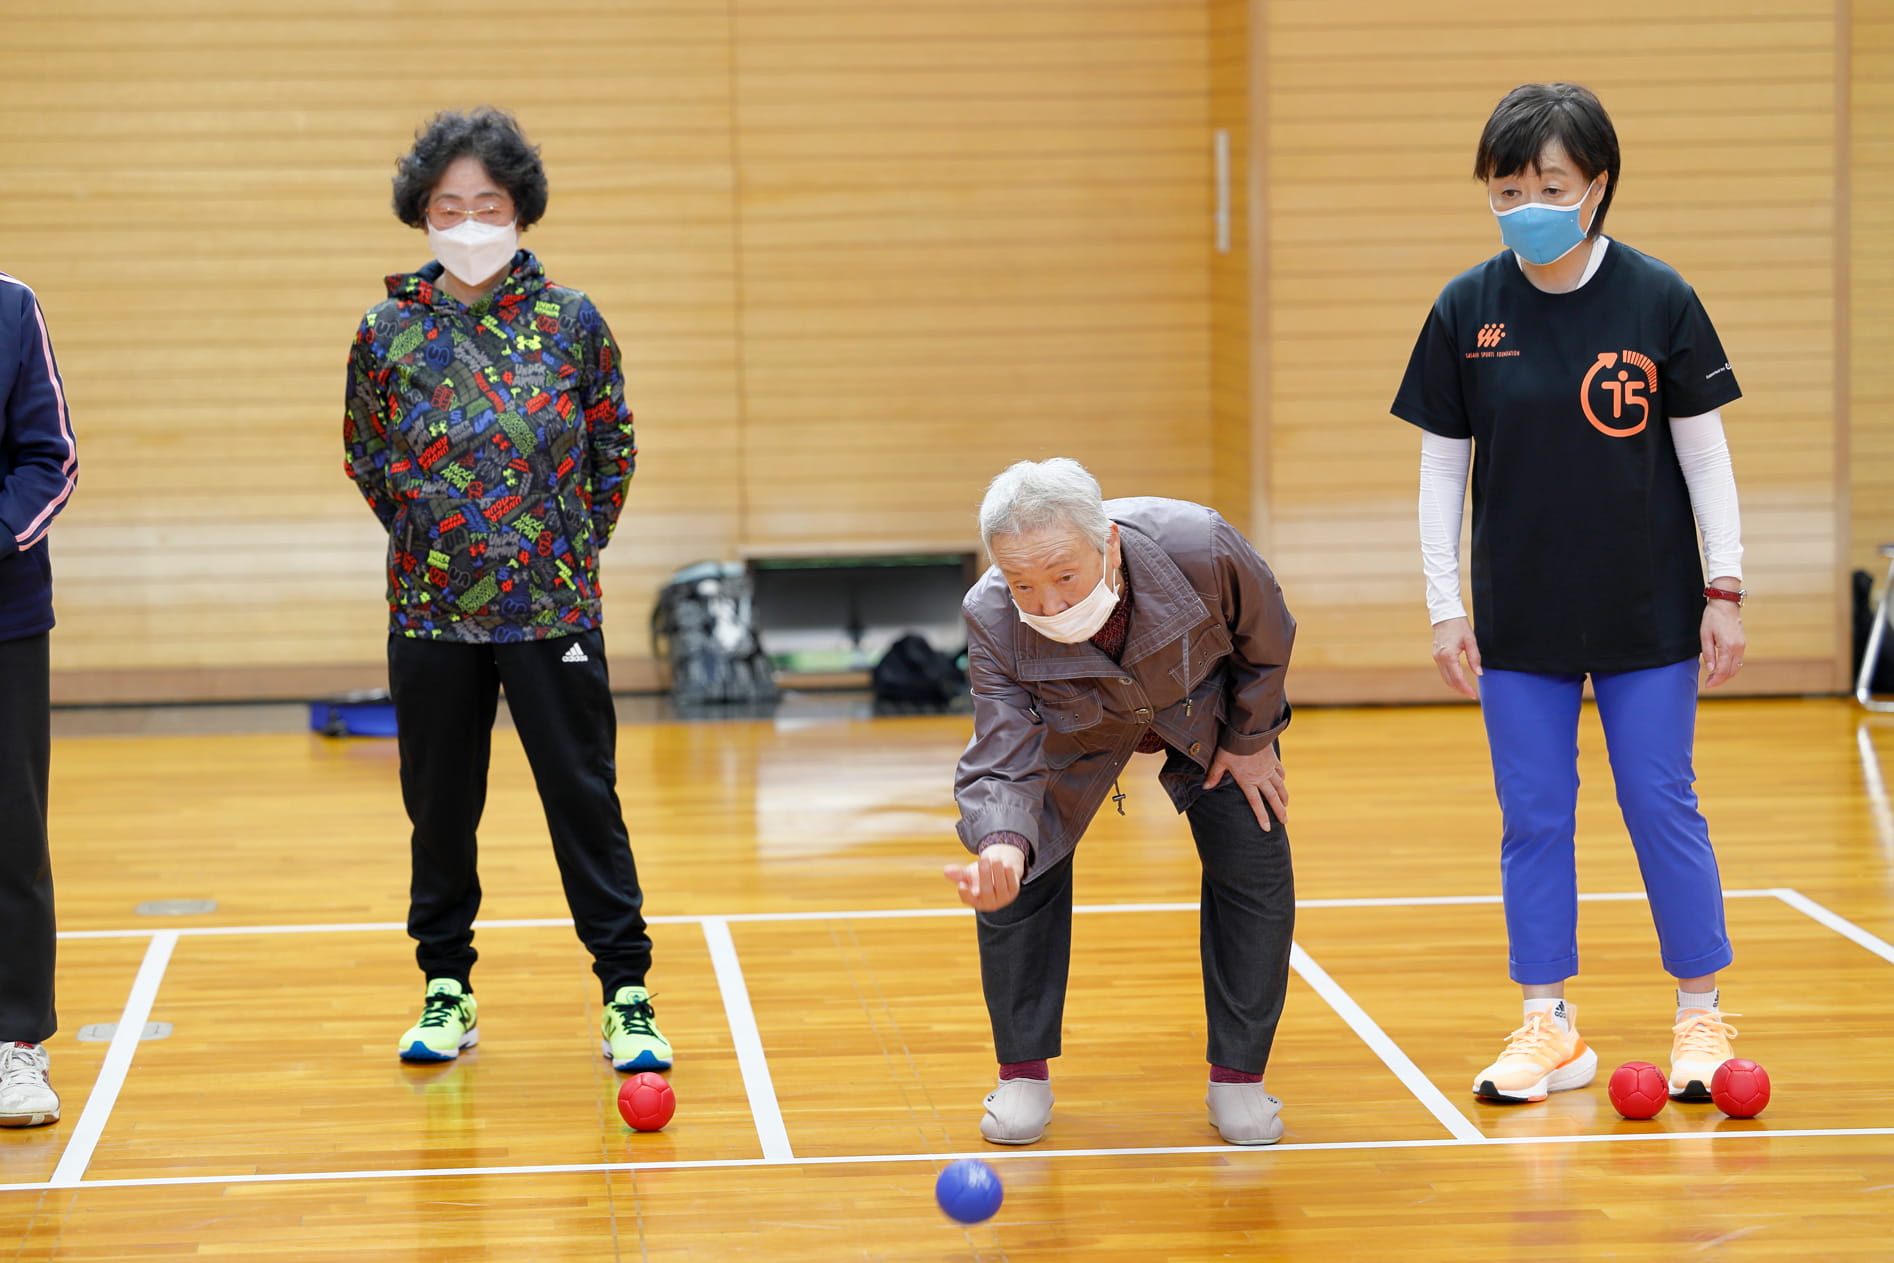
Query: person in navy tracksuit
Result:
<box><xmin>0</xmin><ymin>272</ymin><xmax>77</xmax><ymax>1129</ymax></box>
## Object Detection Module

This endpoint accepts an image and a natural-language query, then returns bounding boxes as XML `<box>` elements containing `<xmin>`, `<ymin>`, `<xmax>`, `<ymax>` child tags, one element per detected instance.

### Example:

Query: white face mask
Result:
<box><xmin>1016</xmin><ymin>564</ymin><xmax>1121</xmax><ymax>643</ymax></box>
<box><xmin>428</xmin><ymin>218</ymin><xmax>519</xmax><ymax>287</ymax></box>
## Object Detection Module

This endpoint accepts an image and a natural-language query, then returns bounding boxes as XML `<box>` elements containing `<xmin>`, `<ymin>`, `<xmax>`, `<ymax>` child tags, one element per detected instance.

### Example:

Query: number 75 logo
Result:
<box><xmin>1581</xmin><ymin>350</ymin><xmax>1659</xmax><ymax>437</ymax></box>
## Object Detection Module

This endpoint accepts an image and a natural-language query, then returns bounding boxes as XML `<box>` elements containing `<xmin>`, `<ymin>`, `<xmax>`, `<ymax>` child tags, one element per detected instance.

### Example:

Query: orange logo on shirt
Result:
<box><xmin>1581</xmin><ymin>350</ymin><xmax>1658</xmax><ymax>437</ymax></box>
<box><xmin>1476</xmin><ymin>322</ymin><xmax>1506</xmax><ymax>348</ymax></box>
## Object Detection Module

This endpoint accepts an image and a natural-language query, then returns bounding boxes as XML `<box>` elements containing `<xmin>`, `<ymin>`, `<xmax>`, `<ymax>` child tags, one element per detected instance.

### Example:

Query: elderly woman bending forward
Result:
<box><xmin>944</xmin><ymin>459</ymin><xmax>1298</xmax><ymax>1146</ymax></box>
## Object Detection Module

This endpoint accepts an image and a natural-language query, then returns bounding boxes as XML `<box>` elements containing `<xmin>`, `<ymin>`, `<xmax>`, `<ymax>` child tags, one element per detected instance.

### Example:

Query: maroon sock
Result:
<box><xmin>1209</xmin><ymin>1065</ymin><xmax>1262</xmax><ymax>1084</ymax></box>
<box><xmin>999</xmin><ymin>1059</ymin><xmax>1049</xmax><ymax>1081</ymax></box>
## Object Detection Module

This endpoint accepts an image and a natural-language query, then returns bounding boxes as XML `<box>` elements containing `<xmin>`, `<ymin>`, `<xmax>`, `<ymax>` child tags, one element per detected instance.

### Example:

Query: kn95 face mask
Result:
<box><xmin>428</xmin><ymin>218</ymin><xmax>518</xmax><ymax>286</ymax></box>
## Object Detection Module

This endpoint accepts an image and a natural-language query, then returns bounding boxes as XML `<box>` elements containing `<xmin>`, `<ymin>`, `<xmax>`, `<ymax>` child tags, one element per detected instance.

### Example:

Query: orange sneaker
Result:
<box><xmin>1471</xmin><ymin>1003</ymin><xmax>1598</xmax><ymax>1103</ymax></box>
<box><xmin>1668</xmin><ymin>1010</ymin><xmax>1740</xmax><ymax>1101</ymax></box>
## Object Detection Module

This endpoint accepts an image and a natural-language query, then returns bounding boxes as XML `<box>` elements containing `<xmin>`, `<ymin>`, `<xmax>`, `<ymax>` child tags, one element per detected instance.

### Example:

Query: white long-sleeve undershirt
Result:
<box><xmin>1672</xmin><ymin>409</ymin><xmax>1744</xmax><ymax>582</ymax></box>
<box><xmin>1418</xmin><ymin>431</ymin><xmax>1473</xmax><ymax>624</ymax></box>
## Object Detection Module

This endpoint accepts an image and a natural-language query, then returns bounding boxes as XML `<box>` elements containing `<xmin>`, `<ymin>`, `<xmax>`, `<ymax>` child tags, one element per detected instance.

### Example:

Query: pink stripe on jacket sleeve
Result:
<box><xmin>9</xmin><ymin>285</ymin><xmax>77</xmax><ymax>549</ymax></box>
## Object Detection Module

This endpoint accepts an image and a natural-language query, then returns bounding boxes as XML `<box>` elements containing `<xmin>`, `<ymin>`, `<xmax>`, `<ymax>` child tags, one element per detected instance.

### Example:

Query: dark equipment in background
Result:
<box><xmin>650</xmin><ymin>562</ymin><xmax>779</xmax><ymax>712</ymax></box>
<box><xmin>871</xmin><ymin>633</ymin><xmax>967</xmax><ymax>713</ymax></box>
<box><xmin>747</xmin><ymin>552</ymin><xmax>978</xmax><ymax>681</ymax></box>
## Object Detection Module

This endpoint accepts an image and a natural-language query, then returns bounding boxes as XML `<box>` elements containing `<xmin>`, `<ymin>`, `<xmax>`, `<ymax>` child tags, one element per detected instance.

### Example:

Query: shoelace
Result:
<box><xmin>416</xmin><ymin>993</ymin><xmax>465</xmax><ymax>1030</ymax></box>
<box><xmin>610</xmin><ymin>996</ymin><xmax>659</xmax><ymax>1038</ymax></box>
<box><xmin>1496</xmin><ymin>1013</ymin><xmax>1565</xmax><ymax>1063</ymax></box>
<box><xmin>1672</xmin><ymin>1011</ymin><xmax>1741</xmax><ymax>1058</ymax></box>
<box><xmin>0</xmin><ymin>1043</ymin><xmax>48</xmax><ymax>1088</ymax></box>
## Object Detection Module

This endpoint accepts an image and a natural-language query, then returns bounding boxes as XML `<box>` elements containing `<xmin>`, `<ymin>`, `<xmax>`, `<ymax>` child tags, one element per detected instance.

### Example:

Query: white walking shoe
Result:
<box><xmin>979</xmin><ymin>1077</ymin><xmax>1053</xmax><ymax>1144</ymax></box>
<box><xmin>0</xmin><ymin>1042</ymin><xmax>59</xmax><ymax>1128</ymax></box>
<box><xmin>1206</xmin><ymin>1081</ymin><xmax>1284</xmax><ymax>1146</ymax></box>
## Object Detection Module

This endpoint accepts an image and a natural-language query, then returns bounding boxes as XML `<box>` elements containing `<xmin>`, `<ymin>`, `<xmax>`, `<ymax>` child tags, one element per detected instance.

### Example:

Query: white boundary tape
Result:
<box><xmin>1288</xmin><ymin>943</ymin><xmax>1484</xmax><ymax>1142</ymax></box>
<box><xmin>47</xmin><ymin>932</ymin><xmax>178</xmax><ymax>1188</ymax></box>
<box><xmin>17</xmin><ymin>887</ymin><xmax>1887</xmax><ymax>1196</ymax></box>
<box><xmin>700</xmin><ymin>917</ymin><xmax>794</xmax><ymax>1162</ymax></box>
<box><xmin>52</xmin><ymin>888</ymin><xmax>1791</xmax><ymax>941</ymax></box>
<box><xmin>5</xmin><ymin>1125</ymin><xmax>1891</xmax><ymax>1196</ymax></box>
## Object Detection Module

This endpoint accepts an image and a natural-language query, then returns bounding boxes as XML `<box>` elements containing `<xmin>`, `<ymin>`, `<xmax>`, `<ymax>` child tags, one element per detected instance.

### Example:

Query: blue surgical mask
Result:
<box><xmin>1493</xmin><ymin>178</ymin><xmax>1603</xmax><ymax>265</ymax></box>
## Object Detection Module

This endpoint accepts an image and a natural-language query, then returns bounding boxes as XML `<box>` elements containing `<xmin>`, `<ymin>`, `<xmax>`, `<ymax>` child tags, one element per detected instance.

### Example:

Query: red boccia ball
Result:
<box><xmin>1607</xmin><ymin>1061</ymin><xmax>1669</xmax><ymax>1119</ymax></box>
<box><xmin>1710</xmin><ymin>1058</ymin><xmax>1771</xmax><ymax>1119</ymax></box>
<box><xmin>617</xmin><ymin>1071</ymin><xmax>676</xmax><ymax>1131</ymax></box>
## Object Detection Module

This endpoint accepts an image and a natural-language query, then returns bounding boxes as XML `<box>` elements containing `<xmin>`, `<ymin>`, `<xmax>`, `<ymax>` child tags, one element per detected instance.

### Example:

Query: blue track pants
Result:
<box><xmin>1478</xmin><ymin>658</ymin><xmax>1732</xmax><ymax>985</ymax></box>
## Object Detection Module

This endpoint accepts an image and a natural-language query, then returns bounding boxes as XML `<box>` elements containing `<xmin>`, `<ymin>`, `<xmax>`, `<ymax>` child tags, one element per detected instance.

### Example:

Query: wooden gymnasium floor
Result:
<box><xmin>3</xmin><ymin>694</ymin><xmax>1893</xmax><ymax>1260</ymax></box>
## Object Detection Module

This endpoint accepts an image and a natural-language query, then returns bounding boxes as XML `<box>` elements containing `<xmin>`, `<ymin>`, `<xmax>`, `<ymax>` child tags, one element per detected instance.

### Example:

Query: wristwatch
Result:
<box><xmin>1703</xmin><ymin>586</ymin><xmax>1746</xmax><ymax>606</ymax></box>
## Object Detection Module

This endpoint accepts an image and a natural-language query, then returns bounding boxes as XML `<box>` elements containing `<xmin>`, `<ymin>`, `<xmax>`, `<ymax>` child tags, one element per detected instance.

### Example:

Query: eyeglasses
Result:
<box><xmin>425</xmin><ymin>202</ymin><xmax>514</xmax><ymax>230</ymax></box>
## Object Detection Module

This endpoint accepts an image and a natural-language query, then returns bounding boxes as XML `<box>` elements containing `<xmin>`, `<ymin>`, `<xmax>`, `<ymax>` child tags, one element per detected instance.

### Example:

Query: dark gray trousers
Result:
<box><xmin>0</xmin><ymin>632</ymin><xmax>55</xmax><ymax>1044</ymax></box>
<box><xmin>975</xmin><ymin>756</ymin><xmax>1295</xmax><ymax>1073</ymax></box>
<box><xmin>388</xmin><ymin>628</ymin><xmax>651</xmax><ymax>1003</ymax></box>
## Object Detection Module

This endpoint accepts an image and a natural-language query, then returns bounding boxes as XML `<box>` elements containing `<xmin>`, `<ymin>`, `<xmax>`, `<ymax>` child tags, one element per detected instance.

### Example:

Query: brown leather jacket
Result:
<box><xmin>954</xmin><ymin>497</ymin><xmax>1295</xmax><ymax>878</ymax></box>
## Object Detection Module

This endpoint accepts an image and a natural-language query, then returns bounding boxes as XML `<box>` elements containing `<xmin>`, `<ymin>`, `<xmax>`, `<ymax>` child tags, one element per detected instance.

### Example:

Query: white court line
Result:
<box><xmin>1288</xmin><ymin>943</ymin><xmax>1484</xmax><ymax>1142</ymax></box>
<box><xmin>700</xmin><ymin>917</ymin><xmax>794</xmax><ymax>1163</ymax></box>
<box><xmin>50</xmin><ymin>889</ymin><xmax>1791</xmax><ymax>941</ymax></box>
<box><xmin>58</xmin><ymin>917</ymin><xmax>570</xmax><ymax>940</ymax></box>
<box><xmin>1771</xmin><ymin>887</ymin><xmax>1894</xmax><ymax>967</ymax></box>
<box><xmin>4</xmin><ymin>1124</ymin><xmax>1888</xmax><ymax>1196</ymax></box>
<box><xmin>48</xmin><ymin>931</ymin><xmax>178</xmax><ymax>1188</ymax></box>
<box><xmin>11</xmin><ymin>888</ymin><xmax>1893</xmax><ymax>1195</ymax></box>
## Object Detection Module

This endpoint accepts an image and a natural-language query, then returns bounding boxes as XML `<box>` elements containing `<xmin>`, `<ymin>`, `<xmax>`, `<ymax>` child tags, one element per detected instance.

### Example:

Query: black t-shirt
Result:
<box><xmin>1391</xmin><ymin>241</ymin><xmax>1742</xmax><ymax>674</ymax></box>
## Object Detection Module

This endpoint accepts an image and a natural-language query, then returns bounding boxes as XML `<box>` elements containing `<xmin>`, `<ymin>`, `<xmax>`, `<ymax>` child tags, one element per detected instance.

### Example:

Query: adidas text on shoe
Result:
<box><xmin>561</xmin><ymin>642</ymin><xmax>589</xmax><ymax>663</ymax></box>
<box><xmin>398</xmin><ymin>979</ymin><xmax>479</xmax><ymax>1063</ymax></box>
<box><xmin>1669</xmin><ymin>1010</ymin><xmax>1740</xmax><ymax>1101</ymax></box>
<box><xmin>980</xmin><ymin>1077</ymin><xmax>1053</xmax><ymax>1145</ymax></box>
<box><xmin>0</xmin><ymin>1042</ymin><xmax>59</xmax><ymax>1128</ymax></box>
<box><xmin>602</xmin><ymin>986</ymin><xmax>673</xmax><ymax>1072</ymax></box>
<box><xmin>1471</xmin><ymin>1006</ymin><xmax>1597</xmax><ymax>1103</ymax></box>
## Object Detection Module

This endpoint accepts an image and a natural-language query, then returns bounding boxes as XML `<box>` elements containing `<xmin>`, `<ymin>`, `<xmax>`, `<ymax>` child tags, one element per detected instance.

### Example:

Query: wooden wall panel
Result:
<box><xmin>0</xmin><ymin>4</ymin><xmax>743</xmax><ymax>700</ymax></box>
<box><xmin>4</xmin><ymin>0</ymin><xmax>1876</xmax><ymax>703</ymax></box>
<box><xmin>1208</xmin><ymin>0</ymin><xmax>1254</xmax><ymax>536</ymax></box>
<box><xmin>6</xmin><ymin>1</ymin><xmax>1222</xmax><ymax>700</ymax></box>
<box><xmin>1253</xmin><ymin>0</ymin><xmax>1850</xmax><ymax>700</ymax></box>
<box><xmin>729</xmin><ymin>0</ymin><xmax>1215</xmax><ymax>555</ymax></box>
<box><xmin>1852</xmin><ymin>8</ymin><xmax>1894</xmax><ymax>598</ymax></box>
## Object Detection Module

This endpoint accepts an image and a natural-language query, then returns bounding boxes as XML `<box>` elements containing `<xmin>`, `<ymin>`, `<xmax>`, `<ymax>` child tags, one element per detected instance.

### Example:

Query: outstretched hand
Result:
<box><xmin>944</xmin><ymin>843</ymin><xmax>1026</xmax><ymax>912</ymax></box>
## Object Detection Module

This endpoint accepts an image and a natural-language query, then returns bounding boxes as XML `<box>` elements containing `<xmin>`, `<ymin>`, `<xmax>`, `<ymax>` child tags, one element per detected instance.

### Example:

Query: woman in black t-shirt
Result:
<box><xmin>1392</xmin><ymin>83</ymin><xmax>1750</xmax><ymax>1108</ymax></box>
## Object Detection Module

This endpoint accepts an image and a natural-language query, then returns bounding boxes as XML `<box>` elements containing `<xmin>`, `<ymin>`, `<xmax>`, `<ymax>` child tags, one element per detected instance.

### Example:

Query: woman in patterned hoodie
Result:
<box><xmin>345</xmin><ymin>107</ymin><xmax>670</xmax><ymax>1074</ymax></box>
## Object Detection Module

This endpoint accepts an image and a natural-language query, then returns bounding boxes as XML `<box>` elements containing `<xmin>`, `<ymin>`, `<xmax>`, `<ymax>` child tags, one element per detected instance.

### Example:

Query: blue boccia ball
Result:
<box><xmin>935</xmin><ymin>1158</ymin><xmax>1003</xmax><ymax>1224</ymax></box>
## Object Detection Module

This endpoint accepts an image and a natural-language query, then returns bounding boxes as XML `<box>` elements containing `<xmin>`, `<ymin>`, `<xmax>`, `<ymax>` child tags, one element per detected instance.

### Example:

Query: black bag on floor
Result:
<box><xmin>872</xmin><ymin>633</ymin><xmax>965</xmax><ymax>712</ymax></box>
<box><xmin>650</xmin><ymin>562</ymin><xmax>779</xmax><ymax>708</ymax></box>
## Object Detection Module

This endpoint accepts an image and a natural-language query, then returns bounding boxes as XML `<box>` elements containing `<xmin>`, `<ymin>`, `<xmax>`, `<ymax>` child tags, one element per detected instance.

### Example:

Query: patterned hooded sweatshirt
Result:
<box><xmin>344</xmin><ymin>251</ymin><xmax>634</xmax><ymax>643</ymax></box>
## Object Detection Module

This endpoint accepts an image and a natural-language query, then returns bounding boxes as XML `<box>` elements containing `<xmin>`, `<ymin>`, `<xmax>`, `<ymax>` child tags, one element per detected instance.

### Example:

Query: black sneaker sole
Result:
<box><xmin>1670</xmin><ymin>1079</ymin><xmax>1712</xmax><ymax>1101</ymax></box>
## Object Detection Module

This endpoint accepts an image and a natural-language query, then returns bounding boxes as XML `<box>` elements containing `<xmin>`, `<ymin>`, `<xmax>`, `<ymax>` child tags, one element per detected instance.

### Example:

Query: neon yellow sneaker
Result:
<box><xmin>601</xmin><ymin>985</ymin><xmax>672</xmax><ymax>1072</ymax></box>
<box><xmin>398</xmin><ymin>979</ymin><xmax>478</xmax><ymax>1063</ymax></box>
<box><xmin>1669</xmin><ymin>1010</ymin><xmax>1740</xmax><ymax>1100</ymax></box>
<box><xmin>1471</xmin><ymin>1003</ymin><xmax>1597</xmax><ymax>1102</ymax></box>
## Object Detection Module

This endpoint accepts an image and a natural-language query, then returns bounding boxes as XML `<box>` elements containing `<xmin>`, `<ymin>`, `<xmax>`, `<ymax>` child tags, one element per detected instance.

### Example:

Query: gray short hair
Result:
<box><xmin>978</xmin><ymin>458</ymin><xmax>1111</xmax><ymax>555</ymax></box>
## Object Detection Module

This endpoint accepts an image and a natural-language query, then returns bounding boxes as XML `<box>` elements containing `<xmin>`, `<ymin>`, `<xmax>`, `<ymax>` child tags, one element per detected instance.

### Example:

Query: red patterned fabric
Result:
<box><xmin>1090</xmin><ymin>585</ymin><xmax>1167</xmax><ymax>753</ymax></box>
